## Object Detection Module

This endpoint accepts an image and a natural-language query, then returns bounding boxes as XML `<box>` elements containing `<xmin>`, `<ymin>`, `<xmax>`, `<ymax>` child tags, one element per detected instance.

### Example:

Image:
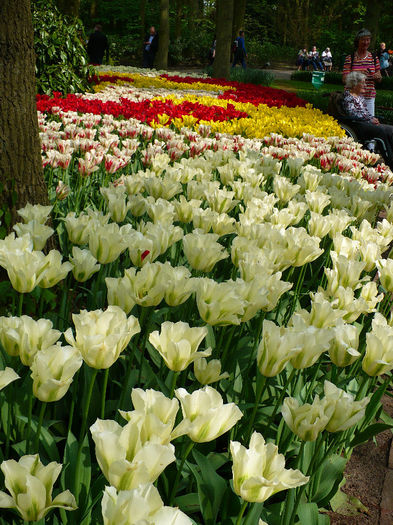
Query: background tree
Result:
<box><xmin>156</xmin><ymin>0</ymin><xmax>170</xmax><ymax>69</ymax></box>
<box><xmin>232</xmin><ymin>0</ymin><xmax>247</xmax><ymax>43</ymax></box>
<box><xmin>0</xmin><ymin>0</ymin><xmax>49</xmax><ymax>228</ymax></box>
<box><xmin>56</xmin><ymin>0</ymin><xmax>80</xmax><ymax>18</ymax></box>
<box><xmin>213</xmin><ymin>0</ymin><xmax>234</xmax><ymax>78</ymax></box>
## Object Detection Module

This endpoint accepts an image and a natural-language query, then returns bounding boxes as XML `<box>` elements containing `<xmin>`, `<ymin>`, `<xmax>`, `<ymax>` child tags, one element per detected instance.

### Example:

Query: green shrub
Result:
<box><xmin>32</xmin><ymin>0</ymin><xmax>92</xmax><ymax>94</ymax></box>
<box><xmin>205</xmin><ymin>66</ymin><xmax>274</xmax><ymax>86</ymax></box>
<box><xmin>379</xmin><ymin>76</ymin><xmax>393</xmax><ymax>91</ymax></box>
<box><xmin>229</xmin><ymin>67</ymin><xmax>274</xmax><ymax>86</ymax></box>
<box><xmin>296</xmin><ymin>90</ymin><xmax>329</xmax><ymax>112</ymax></box>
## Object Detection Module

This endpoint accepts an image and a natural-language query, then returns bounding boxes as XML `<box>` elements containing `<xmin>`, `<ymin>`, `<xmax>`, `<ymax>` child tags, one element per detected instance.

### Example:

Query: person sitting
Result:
<box><xmin>308</xmin><ymin>46</ymin><xmax>324</xmax><ymax>71</ymax></box>
<box><xmin>378</xmin><ymin>42</ymin><xmax>390</xmax><ymax>77</ymax></box>
<box><xmin>322</xmin><ymin>47</ymin><xmax>333</xmax><ymax>71</ymax></box>
<box><xmin>342</xmin><ymin>28</ymin><xmax>381</xmax><ymax>117</ymax></box>
<box><xmin>297</xmin><ymin>48</ymin><xmax>309</xmax><ymax>70</ymax></box>
<box><xmin>341</xmin><ymin>71</ymin><xmax>393</xmax><ymax>168</ymax></box>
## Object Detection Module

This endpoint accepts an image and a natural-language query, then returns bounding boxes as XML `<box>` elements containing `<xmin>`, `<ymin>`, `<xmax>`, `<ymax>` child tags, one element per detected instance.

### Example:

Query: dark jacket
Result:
<box><xmin>87</xmin><ymin>30</ymin><xmax>109</xmax><ymax>64</ymax></box>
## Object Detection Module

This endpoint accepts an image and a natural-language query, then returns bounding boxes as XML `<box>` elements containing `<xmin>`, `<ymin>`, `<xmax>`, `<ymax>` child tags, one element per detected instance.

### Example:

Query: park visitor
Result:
<box><xmin>297</xmin><ymin>48</ymin><xmax>309</xmax><ymax>70</ymax></box>
<box><xmin>232</xmin><ymin>30</ymin><xmax>247</xmax><ymax>70</ymax></box>
<box><xmin>342</xmin><ymin>28</ymin><xmax>381</xmax><ymax>117</ymax></box>
<box><xmin>322</xmin><ymin>47</ymin><xmax>333</xmax><ymax>71</ymax></box>
<box><xmin>143</xmin><ymin>26</ymin><xmax>159</xmax><ymax>69</ymax></box>
<box><xmin>341</xmin><ymin>71</ymin><xmax>393</xmax><ymax>168</ymax></box>
<box><xmin>87</xmin><ymin>24</ymin><xmax>109</xmax><ymax>65</ymax></box>
<box><xmin>377</xmin><ymin>42</ymin><xmax>390</xmax><ymax>77</ymax></box>
<box><xmin>308</xmin><ymin>46</ymin><xmax>324</xmax><ymax>71</ymax></box>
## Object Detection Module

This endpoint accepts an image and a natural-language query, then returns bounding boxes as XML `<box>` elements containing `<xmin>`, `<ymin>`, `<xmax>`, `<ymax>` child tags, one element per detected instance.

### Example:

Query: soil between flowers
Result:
<box><xmin>329</xmin><ymin>394</ymin><xmax>393</xmax><ymax>524</ymax></box>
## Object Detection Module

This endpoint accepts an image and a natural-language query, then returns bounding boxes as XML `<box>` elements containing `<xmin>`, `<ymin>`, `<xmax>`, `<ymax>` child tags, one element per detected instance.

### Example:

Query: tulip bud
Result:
<box><xmin>55</xmin><ymin>181</ymin><xmax>70</xmax><ymax>201</ymax></box>
<box><xmin>194</xmin><ymin>358</ymin><xmax>229</xmax><ymax>385</ymax></box>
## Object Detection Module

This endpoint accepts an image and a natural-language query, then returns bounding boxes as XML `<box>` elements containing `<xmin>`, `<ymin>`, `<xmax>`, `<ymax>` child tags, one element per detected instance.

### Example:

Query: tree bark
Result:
<box><xmin>175</xmin><ymin>0</ymin><xmax>183</xmax><ymax>40</ymax></box>
<box><xmin>365</xmin><ymin>0</ymin><xmax>382</xmax><ymax>49</ymax></box>
<box><xmin>213</xmin><ymin>0</ymin><xmax>234</xmax><ymax>79</ymax></box>
<box><xmin>232</xmin><ymin>0</ymin><xmax>246</xmax><ymax>42</ymax></box>
<box><xmin>156</xmin><ymin>0</ymin><xmax>169</xmax><ymax>69</ymax></box>
<box><xmin>56</xmin><ymin>0</ymin><xmax>80</xmax><ymax>18</ymax></box>
<box><xmin>0</xmin><ymin>0</ymin><xmax>49</xmax><ymax>225</ymax></box>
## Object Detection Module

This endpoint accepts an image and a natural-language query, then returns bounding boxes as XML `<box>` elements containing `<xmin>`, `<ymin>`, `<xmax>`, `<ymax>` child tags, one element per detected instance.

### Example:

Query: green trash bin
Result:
<box><xmin>311</xmin><ymin>71</ymin><xmax>325</xmax><ymax>89</ymax></box>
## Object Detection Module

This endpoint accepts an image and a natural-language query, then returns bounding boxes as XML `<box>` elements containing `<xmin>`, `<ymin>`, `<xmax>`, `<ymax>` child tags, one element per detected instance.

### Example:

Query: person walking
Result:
<box><xmin>342</xmin><ymin>28</ymin><xmax>382</xmax><ymax>117</ymax></box>
<box><xmin>143</xmin><ymin>26</ymin><xmax>159</xmax><ymax>69</ymax></box>
<box><xmin>377</xmin><ymin>42</ymin><xmax>390</xmax><ymax>77</ymax></box>
<box><xmin>87</xmin><ymin>24</ymin><xmax>109</xmax><ymax>65</ymax></box>
<box><xmin>232</xmin><ymin>30</ymin><xmax>247</xmax><ymax>70</ymax></box>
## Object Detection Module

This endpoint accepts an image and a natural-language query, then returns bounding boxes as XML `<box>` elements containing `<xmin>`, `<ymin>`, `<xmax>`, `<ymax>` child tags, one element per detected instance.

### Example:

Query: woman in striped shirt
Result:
<box><xmin>342</xmin><ymin>28</ymin><xmax>382</xmax><ymax>117</ymax></box>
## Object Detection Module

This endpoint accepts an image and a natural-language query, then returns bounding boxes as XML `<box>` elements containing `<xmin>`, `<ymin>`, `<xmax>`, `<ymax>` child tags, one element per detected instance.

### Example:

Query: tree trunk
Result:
<box><xmin>156</xmin><ymin>0</ymin><xmax>169</xmax><ymax>69</ymax></box>
<box><xmin>365</xmin><ymin>0</ymin><xmax>382</xmax><ymax>49</ymax></box>
<box><xmin>90</xmin><ymin>0</ymin><xmax>98</xmax><ymax>19</ymax></box>
<box><xmin>213</xmin><ymin>0</ymin><xmax>234</xmax><ymax>79</ymax></box>
<box><xmin>232</xmin><ymin>0</ymin><xmax>246</xmax><ymax>42</ymax></box>
<box><xmin>56</xmin><ymin>0</ymin><xmax>80</xmax><ymax>18</ymax></box>
<box><xmin>0</xmin><ymin>0</ymin><xmax>49</xmax><ymax>225</ymax></box>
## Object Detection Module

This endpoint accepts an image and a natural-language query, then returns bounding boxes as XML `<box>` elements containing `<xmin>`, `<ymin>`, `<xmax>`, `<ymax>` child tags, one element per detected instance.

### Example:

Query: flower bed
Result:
<box><xmin>0</xmin><ymin>68</ymin><xmax>393</xmax><ymax>524</ymax></box>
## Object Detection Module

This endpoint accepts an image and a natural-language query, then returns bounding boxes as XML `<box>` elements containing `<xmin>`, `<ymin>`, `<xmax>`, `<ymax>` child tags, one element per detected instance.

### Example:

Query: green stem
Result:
<box><xmin>34</xmin><ymin>402</ymin><xmax>47</xmax><ymax>452</ymax></box>
<box><xmin>169</xmin><ymin>371</ymin><xmax>180</xmax><ymax>398</ymax></box>
<box><xmin>266</xmin><ymin>368</ymin><xmax>296</xmax><ymax>430</ymax></box>
<box><xmin>284</xmin><ymin>264</ymin><xmax>307</xmax><ymax>326</ymax></box>
<box><xmin>17</xmin><ymin>293</ymin><xmax>24</xmax><ymax>317</ymax></box>
<box><xmin>304</xmin><ymin>362</ymin><xmax>321</xmax><ymax>403</ymax></box>
<box><xmin>355</xmin><ymin>374</ymin><xmax>370</xmax><ymax>400</ymax></box>
<box><xmin>235</xmin><ymin>501</ymin><xmax>248</xmax><ymax>525</ymax></box>
<box><xmin>79</xmin><ymin>368</ymin><xmax>98</xmax><ymax>442</ymax></box>
<box><xmin>245</xmin><ymin>374</ymin><xmax>267</xmax><ymax>442</ymax></box>
<box><xmin>116</xmin><ymin>343</ymin><xmax>136</xmax><ymax>416</ymax></box>
<box><xmin>287</xmin><ymin>437</ymin><xmax>325</xmax><ymax>525</ymax></box>
<box><xmin>67</xmin><ymin>369</ymin><xmax>80</xmax><ymax>434</ymax></box>
<box><xmin>5</xmin><ymin>394</ymin><xmax>11</xmax><ymax>457</ymax></box>
<box><xmin>220</xmin><ymin>325</ymin><xmax>237</xmax><ymax>368</ymax></box>
<box><xmin>169</xmin><ymin>440</ymin><xmax>194</xmax><ymax>505</ymax></box>
<box><xmin>25</xmin><ymin>391</ymin><xmax>33</xmax><ymax>454</ymax></box>
<box><xmin>100</xmin><ymin>369</ymin><xmax>110</xmax><ymax>419</ymax></box>
<box><xmin>74</xmin><ymin>368</ymin><xmax>98</xmax><ymax>501</ymax></box>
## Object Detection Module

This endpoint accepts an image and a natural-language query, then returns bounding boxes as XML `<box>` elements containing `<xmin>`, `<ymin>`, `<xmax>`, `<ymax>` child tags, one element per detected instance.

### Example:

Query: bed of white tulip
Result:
<box><xmin>1</xmin><ymin>71</ymin><xmax>393</xmax><ymax>524</ymax></box>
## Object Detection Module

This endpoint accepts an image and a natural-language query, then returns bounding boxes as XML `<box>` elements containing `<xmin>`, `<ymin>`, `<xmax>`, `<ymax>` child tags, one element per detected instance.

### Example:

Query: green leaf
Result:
<box><xmin>311</xmin><ymin>454</ymin><xmax>347</xmax><ymax>507</ymax></box>
<box><xmin>297</xmin><ymin>502</ymin><xmax>329</xmax><ymax>524</ymax></box>
<box><xmin>175</xmin><ymin>493</ymin><xmax>200</xmax><ymax>514</ymax></box>
<box><xmin>189</xmin><ymin>449</ymin><xmax>228</xmax><ymax>524</ymax></box>
<box><xmin>330</xmin><ymin>484</ymin><xmax>368</xmax><ymax>516</ymax></box>
<box><xmin>350</xmin><ymin>423</ymin><xmax>393</xmax><ymax>448</ymax></box>
<box><xmin>16</xmin><ymin>414</ymin><xmax>60</xmax><ymax>461</ymax></box>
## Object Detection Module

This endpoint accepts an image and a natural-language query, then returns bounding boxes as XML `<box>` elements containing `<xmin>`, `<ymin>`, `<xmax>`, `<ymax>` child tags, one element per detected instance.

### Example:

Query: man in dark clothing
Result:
<box><xmin>232</xmin><ymin>30</ymin><xmax>247</xmax><ymax>69</ymax></box>
<box><xmin>87</xmin><ymin>24</ymin><xmax>109</xmax><ymax>65</ymax></box>
<box><xmin>143</xmin><ymin>26</ymin><xmax>159</xmax><ymax>68</ymax></box>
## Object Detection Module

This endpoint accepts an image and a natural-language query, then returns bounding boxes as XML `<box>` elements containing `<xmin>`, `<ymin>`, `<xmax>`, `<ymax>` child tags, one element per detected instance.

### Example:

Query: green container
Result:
<box><xmin>311</xmin><ymin>71</ymin><xmax>325</xmax><ymax>89</ymax></box>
